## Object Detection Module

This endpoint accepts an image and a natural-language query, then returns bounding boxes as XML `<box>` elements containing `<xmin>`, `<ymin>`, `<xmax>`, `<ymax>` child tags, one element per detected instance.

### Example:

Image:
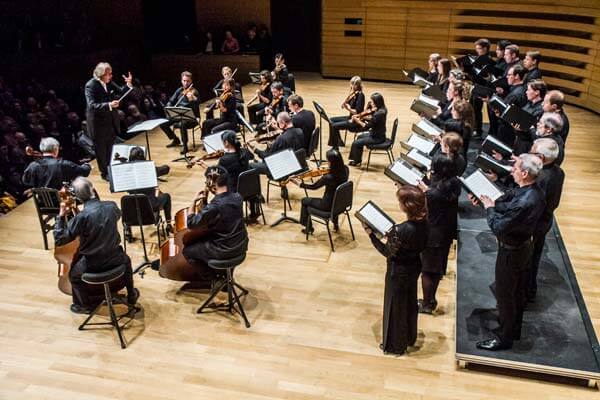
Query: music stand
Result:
<box><xmin>126</xmin><ymin>118</ymin><xmax>168</xmax><ymax>160</ymax></box>
<box><xmin>312</xmin><ymin>101</ymin><xmax>331</xmax><ymax>165</ymax></box>
<box><xmin>109</xmin><ymin>160</ymin><xmax>160</xmax><ymax>276</ymax></box>
<box><xmin>264</xmin><ymin>149</ymin><xmax>303</xmax><ymax>227</ymax></box>
<box><xmin>236</xmin><ymin>110</ymin><xmax>255</xmax><ymax>143</ymax></box>
<box><xmin>249</xmin><ymin>72</ymin><xmax>262</xmax><ymax>84</ymax></box>
<box><xmin>164</xmin><ymin>106</ymin><xmax>197</xmax><ymax>163</ymax></box>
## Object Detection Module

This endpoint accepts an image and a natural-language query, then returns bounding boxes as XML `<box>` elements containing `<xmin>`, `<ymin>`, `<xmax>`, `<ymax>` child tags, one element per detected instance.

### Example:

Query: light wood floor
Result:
<box><xmin>1</xmin><ymin>73</ymin><xmax>599</xmax><ymax>399</ymax></box>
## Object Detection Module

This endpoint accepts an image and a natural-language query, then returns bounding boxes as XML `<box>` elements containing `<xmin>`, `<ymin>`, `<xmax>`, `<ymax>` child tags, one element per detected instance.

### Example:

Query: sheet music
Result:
<box><xmin>127</xmin><ymin>118</ymin><xmax>169</xmax><ymax>133</ymax></box>
<box><xmin>415</xmin><ymin>119</ymin><xmax>442</xmax><ymax>137</ymax></box>
<box><xmin>111</xmin><ymin>161</ymin><xmax>158</xmax><ymax>193</ymax></box>
<box><xmin>407</xmin><ymin>148</ymin><xmax>432</xmax><ymax>169</ymax></box>
<box><xmin>418</xmin><ymin>94</ymin><xmax>439</xmax><ymax>107</ymax></box>
<box><xmin>389</xmin><ymin>160</ymin><xmax>423</xmax><ymax>185</ymax></box>
<box><xmin>202</xmin><ymin>132</ymin><xmax>225</xmax><ymax>153</ymax></box>
<box><xmin>485</xmin><ymin>135</ymin><xmax>513</xmax><ymax>154</ymax></box>
<box><xmin>406</xmin><ymin>134</ymin><xmax>436</xmax><ymax>154</ymax></box>
<box><xmin>264</xmin><ymin>149</ymin><xmax>302</xmax><ymax>181</ymax></box>
<box><xmin>461</xmin><ymin>169</ymin><xmax>503</xmax><ymax>201</ymax></box>
<box><xmin>111</xmin><ymin>144</ymin><xmax>146</xmax><ymax>165</ymax></box>
<box><xmin>359</xmin><ymin>202</ymin><xmax>394</xmax><ymax>236</ymax></box>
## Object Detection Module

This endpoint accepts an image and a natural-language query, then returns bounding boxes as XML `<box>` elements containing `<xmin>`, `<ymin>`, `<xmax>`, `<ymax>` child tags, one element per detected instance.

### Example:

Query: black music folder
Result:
<box><xmin>384</xmin><ymin>159</ymin><xmax>425</xmax><ymax>186</ymax></box>
<box><xmin>490</xmin><ymin>75</ymin><xmax>508</xmax><ymax>89</ymax></box>
<box><xmin>410</xmin><ymin>95</ymin><xmax>439</xmax><ymax>118</ymax></box>
<box><xmin>422</xmin><ymin>84</ymin><xmax>446</xmax><ymax>103</ymax></box>
<box><xmin>474</xmin><ymin>153</ymin><xmax>512</xmax><ymax>176</ymax></box>
<box><xmin>355</xmin><ymin>201</ymin><xmax>396</xmax><ymax>238</ymax></box>
<box><xmin>459</xmin><ymin>169</ymin><xmax>504</xmax><ymax>203</ymax></box>
<box><xmin>403</xmin><ymin>67</ymin><xmax>429</xmax><ymax>82</ymax></box>
<box><xmin>501</xmin><ymin>105</ymin><xmax>537</xmax><ymax>131</ymax></box>
<box><xmin>452</xmin><ymin>55</ymin><xmax>476</xmax><ymax>68</ymax></box>
<box><xmin>472</xmin><ymin>83</ymin><xmax>494</xmax><ymax>99</ymax></box>
<box><xmin>488</xmin><ymin>95</ymin><xmax>508</xmax><ymax>114</ymax></box>
<box><xmin>481</xmin><ymin>135</ymin><xmax>513</xmax><ymax>159</ymax></box>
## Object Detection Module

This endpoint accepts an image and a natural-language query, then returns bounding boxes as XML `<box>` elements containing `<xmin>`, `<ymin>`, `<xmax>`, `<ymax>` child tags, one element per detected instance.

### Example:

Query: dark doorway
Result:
<box><xmin>270</xmin><ymin>0</ymin><xmax>321</xmax><ymax>72</ymax></box>
<box><xmin>142</xmin><ymin>0</ymin><xmax>197</xmax><ymax>54</ymax></box>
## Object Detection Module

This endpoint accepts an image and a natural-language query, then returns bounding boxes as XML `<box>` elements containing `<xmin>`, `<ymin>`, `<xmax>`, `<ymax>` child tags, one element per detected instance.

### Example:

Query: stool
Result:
<box><xmin>197</xmin><ymin>254</ymin><xmax>251</xmax><ymax>328</ymax></box>
<box><xmin>78</xmin><ymin>264</ymin><xmax>138</xmax><ymax>349</ymax></box>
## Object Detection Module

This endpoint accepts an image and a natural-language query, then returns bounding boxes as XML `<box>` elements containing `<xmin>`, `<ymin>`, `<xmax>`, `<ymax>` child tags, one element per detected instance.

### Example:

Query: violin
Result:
<box><xmin>186</xmin><ymin>149</ymin><xmax>225</xmax><ymax>168</ymax></box>
<box><xmin>341</xmin><ymin>90</ymin><xmax>358</xmax><ymax>109</ymax></box>
<box><xmin>207</xmin><ymin>90</ymin><xmax>233</xmax><ymax>113</ymax></box>
<box><xmin>174</xmin><ymin>83</ymin><xmax>196</xmax><ymax>107</ymax></box>
<box><xmin>25</xmin><ymin>146</ymin><xmax>43</xmax><ymax>158</ymax></box>
<box><xmin>53</xmin><ymin>184</ymin><xmax>80</xmax><ymax>295</ymax></box>
<box><xmin>354</xmin><ymin>101</ymin><xmax>376</xmax><ymax>122</ymax></box>
<box><xmin>282</xmin><ymin>166</ymin><xmax>331</xmax><ymax>186</ymax></box>
<box><xmin>247</xmin><ymin>81</ymin><xmax>270</xmax><ymax>105</ymax></box>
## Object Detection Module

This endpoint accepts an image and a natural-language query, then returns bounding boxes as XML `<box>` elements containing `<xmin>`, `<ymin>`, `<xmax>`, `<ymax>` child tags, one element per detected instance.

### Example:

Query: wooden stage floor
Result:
<box><xmin>1</xmin><ymin>73</ymin><xmax>599</xmax><ymax>399</ymax></box>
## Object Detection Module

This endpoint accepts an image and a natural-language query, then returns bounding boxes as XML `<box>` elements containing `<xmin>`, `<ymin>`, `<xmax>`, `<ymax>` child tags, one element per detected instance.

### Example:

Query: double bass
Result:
<box><xmin>159</xmin><ymin>168</ymin><xmax>221</xmax><ymax>276</ymax></box>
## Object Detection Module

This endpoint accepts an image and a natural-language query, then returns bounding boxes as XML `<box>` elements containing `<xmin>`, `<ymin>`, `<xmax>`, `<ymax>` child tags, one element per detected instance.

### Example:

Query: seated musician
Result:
<box><xmin>328</xmin><ymin>76</ymin><xmax>366</xmax><ymax>147</ymax></box>
<box><xmin>127</xmin><ymin>146</ymin><xmax>173</xmax><ymax>234</ymax></box>
<box><xmin>54</xmin><ymin>177</ymin><xmax>139</xmax><ymax>314</ymax></box>
<box><xmin>247</xmin><ymin>70</ymin><xmax>273</xmax><ymax>125</ymax></box>
<box><xmin>272</xmin><ymin>53</ymin><xmax>289</xmax><ymax>87</ymax></box>
<box><xmin>161</xmin><ymin>71</ymin><xmax>200</xmax><ymax>155</ymax></box>
<box><xmin>22</xmin><ymin>137</ymin><xmax>91</xmax><ymax>190</ymax></box>
<box><xmin>348</xmin><ymin>92</ymin><xmax>387</xmax><ymax>167</ymax></box>
<box><xmin>542</xmin><ymin>90</ymin><xmax>569</xmax><ymax>143</ymax></box>
<box><xmin>427</xmin><ymin>53</ymin><xmax>441</xmax><ymax>83</ymax></box>
<box><xmin>288</xmin><ymin>94</ymin><xmax>316</xmax><ymax>152</ymax></box>
<box><xmin>247</xmin><ymin>111</ymin><xmax>304</xmax><ymax>176</ymax></box>
<box><xmin>523</xmin><ymin>51</ymin><xmax>542</xmax><ymax>85</ymax></box>
<box><xmin>292</xmin><ymin>148</ymin><xmax>348</xmax><ymax>235</ymax></box>
<box><xmin>255</xmin><ymin>81</ymin><xmax>288</xmax><ymax>134</ymax></box>
<box><xmin>205</xmin><ymin>66</ymin><xmax>244</xmax><ymax>120</ymax></box>
<box><xmin>201</xmin><ymin>78</ymin><xmax>238</xmax><ymax>138</ymax></box>
<box><xmin>159</xmin><ymin>167</ymin><xmax>248</xmax><ymax>288</ymax></box>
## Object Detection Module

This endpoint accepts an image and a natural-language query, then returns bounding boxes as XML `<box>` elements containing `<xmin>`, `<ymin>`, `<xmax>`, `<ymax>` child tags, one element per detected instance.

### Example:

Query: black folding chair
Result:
<box><xmin>237</xmin><ymin>168</ymin><xmax>267</xmax><ymax>225</ymax></box>
<box><xmin>366</xmin><ymin>118</ymin><xmax>398</xmax><ymax>171</ymax></box>
<box><xmin>120</xmin><ymin>194</ymin><xmax>165</xmax><ymax>261</ymax></box>
<box><xmin>32</xmin><ymin>188</ymin><xmax>61</xmax><ymax>250</ymax></box>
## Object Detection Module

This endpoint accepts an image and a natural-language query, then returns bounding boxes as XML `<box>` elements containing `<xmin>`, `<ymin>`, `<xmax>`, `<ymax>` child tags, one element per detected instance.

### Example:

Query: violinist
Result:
<box><xmin>272</xmin><ymin>53</ymin><xmax>289</xmax><ymax>86</ymax></box>
<box><xmin>159</xmin><ymin>167</ymin><xmax>248</xmax><ymax>288</ymax></box>
<box><xmin>206</xmin><ymin>66</ymin><xmax>243</xmax><ymax>120</ymax></box>
<box><xmin>162</xmin><ymin>71</ymin><xmax>200</xmax><ymax>155</ymax></box>
<box><xmin>22</xmin><ymin>137</ymin><xmax>91</xmax><ymax>190</ymax></box>
<box><xmin>217</xmin><ymin>130</ymin><xmax>251</xmax><ymax>192</ymax></box>
<box><xmin>348</xmin><ymin>93</ymin><xmax>387</xmax><ymax>167</ymax></box>
<box><xmin>328</xmin><ymin>76</ymin><xmax>365</xmax><ymax>147</ymax></box>
<box><xmin>255</xmin><ymin>81</ymin><xmax>288</xmax><ymax>134</ymax></box>
<box><xmin>292</xmin><ymin>148</ymin><xmax>348</xmax><ymax>235</ymax></box>
<box><xmin>53</xmin><ymin>177</ymin><xmax>139</xmax><ymax>314</ymax></box>
<box><xmin>201</xmin><ymin>78</ymin><xmax>238</xmax><ymax>138</ymax></box>
<box><xmin>247</xmin><ymin>70</ymin><xmax>273</xmax><ymax>125</ymax></box>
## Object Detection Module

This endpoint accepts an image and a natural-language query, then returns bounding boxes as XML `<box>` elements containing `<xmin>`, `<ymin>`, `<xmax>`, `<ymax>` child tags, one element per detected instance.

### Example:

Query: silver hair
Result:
<box><xmin>533</xmin><ymin>138</ymin><xmax>559</xmax><ymax>163</ymax></box>
<box><xmin>518</xmin><ymin>153</ymin><xmax>543</xmax><ymax>178</ymax></box>
<box><xmin>39</xmin><ymin>137</ymin><xmax>60</xmax><ymax>153</ymax></box>
<box><xmin>277</xmin><ymin>111</ymin><xmax>292</xmax><ymax>124</ymax></box>
<box><xmin>93</xmin><ymin>62</ymin><xmax>112</xmax><ymax>79</ymax></box>
<box><xmin>71</xmin><ymin>177</ymin><xmax>95</xmax><ymax>202</ymax></box>
<box><xmin>540</xmin><ymin>112</ymin><xmax>563</xmax><ymax>133</ymax></box>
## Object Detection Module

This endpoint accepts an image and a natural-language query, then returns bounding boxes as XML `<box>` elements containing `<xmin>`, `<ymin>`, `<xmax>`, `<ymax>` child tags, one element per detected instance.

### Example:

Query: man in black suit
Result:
<box><xmin>161</xmin><ymin>71</ymin><xmax>200</xmax><ymax>154</ymax></box>
<box><xmin>288</xmin><ymin>94</ymin><xmax>316</xmax><ymax>152</ymax></box>
<box><xmin>84</xmin><ymin>62</ymin><xmax>133</xmax><ymax>181</ymax></box>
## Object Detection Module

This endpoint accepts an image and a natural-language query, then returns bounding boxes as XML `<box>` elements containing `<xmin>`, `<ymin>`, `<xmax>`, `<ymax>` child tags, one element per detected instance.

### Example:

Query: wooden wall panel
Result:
<box><xmin>195</xmin><ymin>0</ymin><xmax>270</xmax><ymax>33</ymax></box>
<box><xmin>322</xmin><ymin>0</ymin><xmax>600</xmax><ymax>114</ymax></box>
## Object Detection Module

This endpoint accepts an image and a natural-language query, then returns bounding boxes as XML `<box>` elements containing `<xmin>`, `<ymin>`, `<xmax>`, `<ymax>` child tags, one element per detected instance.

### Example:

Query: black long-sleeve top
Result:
<box><xmin>369</xmin><ymin>220</ymin><xmax>429</xmax><ymax>275</ymax></box>
<box><xmin>300</xmin><ymin>167</ymin><xmax>349</xmax><ymax>209</ymax></box>
<box><xmin>364</xmin><ymin>108</ymin><xmax>387</xmax><ymax>142</ymax></box>
<box><xmin>425</xmin><ymin>177</ymin><xmax>461</xmax><ymax>245</ymax></box>
<box><xmin>524</xmin><ymin>67</ymin><xmax>542</xmax><ymax>85</ymax></box>
<box><xmin>559</xmin><ymin>110</ymin><xmax>570</xmax><ymax>144</ymax></box>
<box><xmin>348</xmin><ymin>91</ymin><xmax>366</xmax><ymax>115</ymax></box>
<box><xmin>292</xmin><ymin>109</ymin><xmax>316</xmax><ymax>150</ymax></box>
<box><xmin>167</xmin><ymin>87</ymin><xmax>200</xmax><ymax>117</ymax></box>
<box><xmin>22</xmin><ymin>156</ymin><xmax>91</xmax><ymax>189</ymax></box>
<box><xmin>54</xmin><ymin>199</ymin><xmax>125</xmax><ymax>268</ymax></box>
<box><xmin>218</xmin><ymin>150</ymin><xmax>251</xmax><ymax>192</ymax></box>
<box><xmin>535</xmin><ymin>163</ymin><xmax>565</xmax><ymax>234</ymax></box>
<box><xmin>485</xmin><ymin>183</ymin><xmax>546</xmax><ymax>246</ymax></box>
<box><xmin>220</xmin><ymin>94</ymin><xmax>238</xmax><ymax>124</ymax></box>
<box><xmin>504</xmin><ymin>84</ymin><xmax>527</xmax><ymax>107</ymax></box>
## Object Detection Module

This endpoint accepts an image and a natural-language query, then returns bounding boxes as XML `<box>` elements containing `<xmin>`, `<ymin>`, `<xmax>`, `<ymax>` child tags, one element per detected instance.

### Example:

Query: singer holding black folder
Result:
<box><xmin>84</xmin><ymin>62</ymin><xmax>133</xmax><ymax>181</ymax></box>
<box><xmin>362</xmin><ymin>185</ymin><xmax>428</xmax><ymax>356</ymax></box>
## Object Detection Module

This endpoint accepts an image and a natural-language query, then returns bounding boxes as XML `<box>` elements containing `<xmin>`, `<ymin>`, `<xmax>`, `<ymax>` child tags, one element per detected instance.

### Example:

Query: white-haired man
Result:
<box><xmin>475</xmin><ymin>154</ymin><xmax>546</xmax><ymax>351</ymax></box>
<box><xmin>22</xmin><ymin>137</ymin><xmax>91</xmax><ymax>189</ymax></box>
<box><xmin>84</xmin><ymin>62</ymin><xmax>133</xmax><ymax>181</ymax></box>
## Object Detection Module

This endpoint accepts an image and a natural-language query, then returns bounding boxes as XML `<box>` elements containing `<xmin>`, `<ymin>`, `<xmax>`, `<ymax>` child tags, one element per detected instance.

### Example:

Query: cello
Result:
<box><xmin>53</xmin><ymin>185</ymin><xmax>80</xmax><ymax>295</ymax></box>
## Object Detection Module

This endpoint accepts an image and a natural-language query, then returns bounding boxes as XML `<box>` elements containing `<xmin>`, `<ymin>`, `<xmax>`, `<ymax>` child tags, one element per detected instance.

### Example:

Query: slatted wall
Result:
<box><xmin>321</xmin><ymin>0</ymin><xmax>600</xmax><ymax>113</ymax></box>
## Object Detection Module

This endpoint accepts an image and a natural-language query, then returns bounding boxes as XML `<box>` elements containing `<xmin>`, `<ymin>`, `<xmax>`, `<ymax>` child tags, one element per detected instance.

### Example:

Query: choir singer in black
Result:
<box><xmin>362</xmin><ymin>185</ymin><xmax>428</xmax><ymax>356</ymax></box>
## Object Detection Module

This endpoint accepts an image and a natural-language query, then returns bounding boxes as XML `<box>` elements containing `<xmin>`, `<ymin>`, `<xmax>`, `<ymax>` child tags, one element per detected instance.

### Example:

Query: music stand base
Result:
<box><xmin>134</xmin><ymin>259</ymin><xmax>160</xmax><ymax>278</ymax></box>
<box><xmin>271</xmin><ymin>214</ymin><xmax>299</xmax><ymax>227</ymax></box>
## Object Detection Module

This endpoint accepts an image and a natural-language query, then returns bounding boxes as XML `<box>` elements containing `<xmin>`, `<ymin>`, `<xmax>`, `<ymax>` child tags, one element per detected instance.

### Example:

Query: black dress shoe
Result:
<box><xmin>476</xmin><ymin>337</ymin><xmax>512</xmax><ymax>351</ymax></box>
<box><xmin>379</xmin><ymin>343</ymin><xmax>405</xmax><ymax>356</ymax></box>
<box><xmin>70</xmin><ymin>304</ymin><xmax>93</xmax><ymax>314</ymax></box>
<box><xmin>166</xmin><ymin>139</ymin><xmax>181</xmax><ymax>148</ymax></box>
<box><xmin>301</xmin><ymin>227</ymin><xmax>314</xmax><ymax>235</ymax></box>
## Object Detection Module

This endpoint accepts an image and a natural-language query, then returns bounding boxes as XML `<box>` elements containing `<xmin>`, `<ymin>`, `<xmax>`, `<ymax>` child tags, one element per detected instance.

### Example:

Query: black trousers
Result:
<box><xmin>487</xmin><ymin>104</ymin><xmax>499</xmax><ymax>138</ymax></box>
<box><xmin>94</xmin><ymin>134</ymin><xmax>115</xmax><ymax>178</ymax></box>
<box><xmin>494</xmin><ymin>242</ymin><xmax>533</xmax><ymax>343</ymax></box>
<box><xmin>382</xmin><ymin>267</ymin><xmax>419</xmax><ymax>354</ymax></box>
<box><xmin>349</xmin><ymin>133</ymin><xmax>383</xmax><ymax>163</ymax></box>
<box><xmin>248</xmin><ymin>103</ymin><xmax>267</xmax><ymax>125</ymax></box>
<box><xmin>328</xmin><ymin>116</ymin><xmax>359</xmax><ymax>146</ymax></box>
<box><xmin>300</xmin><ymin>197</ymin><xmax>335</xmax><ymax>227</ymax></box>
<box><xmin>471</xmin><ymin>96</ymin><xmax>483</xmax><ymax>134</ymax></box>
<box><xmin>69</xmin><ymin>250</ymin><xmax>134</xmax><ymax>307</ymax></box>
<box><xmin>161</xmin><ymin>120</ymin><xmax>198</xmax><ymax>146</ymax></box>
<box><xmin>151</xmin><ymin>192</ymin><xmax>172</xmax><ymax>222</ymax></box>
<box><xmin>248</xmin><ymin>161</ymin><xmax>269</xmax><ymax>176</ymax></box>
<box><xmin>528</xmin><ymin>226</ymin><xmax>551</xmax><ymax>299</ymax></box>
<box><xmin>201</xmin><ymin>118</ymin><xmax>236</xmax><ymax>138</ymax></box>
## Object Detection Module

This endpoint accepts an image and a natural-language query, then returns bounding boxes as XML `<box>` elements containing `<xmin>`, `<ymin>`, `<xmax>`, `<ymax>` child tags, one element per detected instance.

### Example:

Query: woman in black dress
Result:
<box><xmin>328</xmin><ymin>76</ymin><xmax>366</xmax><ymax>147</ymax></box>
<box><xmin>348</xmin><ymin>92</ymin><xmax>387</xmax><ymax>166</ymax></box>
<box><xmin>438</xmin><ymin>132</ymin><xmax>466</xmax><ymax>176</ymax></box>
<box><xmin>295</xmin><ymin>148</ymin><xmax>349</xmax><ymax>234</ymax></box>
<box><xmin>363</xmin><ymin>185</ymin><xmax>428</xmax><ymax>355</ymax></box>
<box><xmin>417</xmin><ymin>155</ymin><xmax>461</xmax><ymax>314</ymax></box>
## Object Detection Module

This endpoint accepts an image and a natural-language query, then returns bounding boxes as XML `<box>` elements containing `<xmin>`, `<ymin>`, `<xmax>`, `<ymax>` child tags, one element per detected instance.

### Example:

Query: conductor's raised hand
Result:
<box><xmin>123</xmin><ymin>71</ymin><xmax>133</xmax><ymax>87</ymax></box>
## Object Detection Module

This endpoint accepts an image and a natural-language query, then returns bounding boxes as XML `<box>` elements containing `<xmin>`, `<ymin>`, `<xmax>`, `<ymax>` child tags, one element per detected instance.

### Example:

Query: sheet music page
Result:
<box><xmin>127</xmin><ymin>118</ymin><xmax>169</xmax><ymax>133</ymax></box>
<box><xmin>408</xmin><ymin>149</ymin><xmax>432</xmax><ymax>169</ymax></box>
<box><xmin>111</xmin><ymin>161</ymin><xmax>157</xmax><ymax>192</ymax></box>
<box><xmin>202</xmin><ymin>132</ymin><xmax>225</xmax><ymax>153</ymax></box>
<box><xmin>416</xmin><ymin>119</ymin><xmax>442</xmax><ymax>136</ymax></box>
<box><xmin>418</xmin><ymin>94</ymin><xmax>439</xmax><ymax>107</ymax></box>
<box><xmin>110</xmin><ymin>144</ymin><xmax>146</xmax><ymax>165</ymax></box>
<box><xmin>464</xmin><ymin>170</ymin><xmax>503</xmax><ymax>201</ymax></box>
<box><xmin>390</xmin><ymin>161</ymin><xmax>423</xmax><ymax>185</ymax></box>
<box><xmin>264</xmin><ymin>149</ymin><xmax>302</xmax><ymax>181</ymax></box>
<box><xmin>407</xmin><ymin>134</ymin><xmax>435</xmax><ymax>154</ymax></box>
<box><xmin>360</xmin><ymin>203</ymin><xmax>394</xmax><ymax>236</ymax></box>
